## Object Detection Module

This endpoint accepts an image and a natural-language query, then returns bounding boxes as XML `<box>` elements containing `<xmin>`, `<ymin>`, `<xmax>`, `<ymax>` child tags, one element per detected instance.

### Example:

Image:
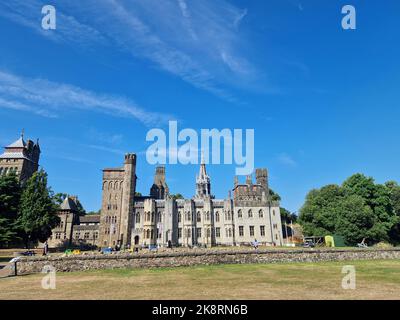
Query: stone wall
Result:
<box><xmin>15</xmin><ymin>248</ymin><xmax>400</xmax><ymax>275</ymax></box>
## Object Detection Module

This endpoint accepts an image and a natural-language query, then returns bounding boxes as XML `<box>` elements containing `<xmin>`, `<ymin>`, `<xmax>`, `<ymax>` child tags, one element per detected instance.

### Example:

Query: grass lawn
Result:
<box><xmin>0</xmin><ymin>259</ymin><xmax>399</xmax><ymax>300</ymax></box>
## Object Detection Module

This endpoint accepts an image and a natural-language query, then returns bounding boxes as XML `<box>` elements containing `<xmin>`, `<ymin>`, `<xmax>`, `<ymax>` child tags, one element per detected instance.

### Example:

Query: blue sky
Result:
<box><xmin>0</xmin><ymin>0</ymin><xmax>400</xmax><ymax>213</ymax></box>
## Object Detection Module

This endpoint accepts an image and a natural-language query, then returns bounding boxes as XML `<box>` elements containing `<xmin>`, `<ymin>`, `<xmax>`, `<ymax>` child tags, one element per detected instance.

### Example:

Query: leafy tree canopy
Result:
<box><xmin>17</xmin><ymin>170</ymin><xmax>60</xmax><ymax>247</ymax></box>
<box><xmin>299</xmin><ymin>174</ymin><xmax>400</xmax><ymax>245</ymax></box>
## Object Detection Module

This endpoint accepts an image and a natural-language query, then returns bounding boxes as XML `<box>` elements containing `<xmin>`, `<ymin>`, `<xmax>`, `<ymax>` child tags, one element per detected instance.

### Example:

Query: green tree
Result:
<box><xmin>280</xmin><ymin>207</ymin><xmax>297</xmax><ymax>224</ymax></box>
<box><xmin>0</xmin><ymin>172</ymin><xmax>21</xmax><ymax>246</ymax></box>
<box><xmin>170</xmin><ymin>193</ymin><xmax>184</xmax><ymax>200</ymax></box>
<box><xmin>269</xmin><ymin>189</ymin><xmax>281</xmax><ymax>202</ymax></box>
<box><xmin>385</xmin><ymin>181</ymin><xmax>400</xmax><ymax>244</ymax></box>
<box><xmin>17</xmin><ymin>170</ymin><xmax>60</xmax><ymax>248</ymax></box>
<box><xmin>299</xmin><ymin>174</ymin><xmax>399</xmax><ymax>245</ymax></box>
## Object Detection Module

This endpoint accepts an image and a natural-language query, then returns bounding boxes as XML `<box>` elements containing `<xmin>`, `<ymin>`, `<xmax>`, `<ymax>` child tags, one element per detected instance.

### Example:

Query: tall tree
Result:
<box><xmin>17</xmin><ymin>170</ymin><xmax>60</xmax><ymax>248</ymax></box>
<box><xmin>0</xmin><ymin>172</ymin><xmax>21</xmax><ymax>246</ymax></box>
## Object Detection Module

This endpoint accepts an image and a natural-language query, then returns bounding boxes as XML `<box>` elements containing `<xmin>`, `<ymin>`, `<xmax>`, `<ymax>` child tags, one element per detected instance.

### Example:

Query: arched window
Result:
<box><xmin>136</xmin><ymin>213</ymin><xmax>140</xmax><ymax>223</ymax></box>
<box><xmin>158</xmin><ymin>212</ymin><xmax>162</xmax><ymax>223</ymax></box>
<box><xmin>238</xmin><ymin>209</ymin><xmax>242</xmax><ymax>218</ymax></box>
<box><xmin>206</xmin><ymin>212</ymin><xmax>210</xmax><ymax>221</ymax></box>
<box><xmin>146</xmin><ymin>229</ymin><xmax>150</xmax><ymax>239</ymax></box>
<box><xmin>151</xmin><ymin>212</ymin><xmax>155</xmax><ymax>222</ymax></box>
<box><xmin>150</xmin><ymin>229</ymin><xmax>154</xmax><ymax>239</ymax></box>
<box><xmin>248</xmin><ymin>210</ymin><xmax>253</xmax><ymax>218</ymax></box>
<box><xmin>146</xmin><ymin>212</ymin><xmax>151</xmax><ymax>222</ymax></box>
<box><xmin>197</xmin><ymin>211</ymin><xmax>201</xmax><ymax>222</ymax></box>
<box><xmin>108</xmin><ymin>181</ymin><xmax>113</xmax><ymax>189</ymax></box>
<box><xmin>228</xmin><ymin>228</ymin><xmax>232</xmax><ymax>237</ymax></box>
<box><xmin>103</xmin><ymin>181</ymin><xmax>107</xmax><ymax>190</ymax></box>
<box><xmin>259</xmin><ymin>209</ymin><xmax>264</xmax><ymax>218</ymax></box>
<box><xmin>187</xmin><ymin>228</ymin><xmax>191</xmax><ymax>238</ymax></box>
<box><xmin>186</xmin><ymin>212</ymin><xmax>191</xmax><ymax>221</ymax></box>
<box><xmin>206</xmin><ymin>228</ymin><xmax>211</xmax><ymax>237</ymax></box>
<box><xmin>215</xmin><ymin>212</ymin><xmax>220</xmax><ymax>222</ymax></box>
<box><xmin>178</xmin><ymin>212</ymin><xmax>182</xmax><ymax>223</ymax></box>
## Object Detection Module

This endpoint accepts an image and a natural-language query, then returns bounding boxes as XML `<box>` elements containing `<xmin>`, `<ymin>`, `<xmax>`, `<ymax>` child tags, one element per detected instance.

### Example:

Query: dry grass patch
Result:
<box><xmin>0</xmin><ymin>260</ymin><xmax>400</xmax><ymax>300</ymax></box>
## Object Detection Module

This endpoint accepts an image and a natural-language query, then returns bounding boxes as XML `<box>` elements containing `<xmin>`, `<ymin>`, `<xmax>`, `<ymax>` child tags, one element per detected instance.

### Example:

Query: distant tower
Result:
<box><xmin>195</xmin><ymin>153</ymin><xmax>212</xmax><ymax>199</ymax></box>
<box><xmin>0</xmin><ymin>131</ymin><xmax>40</xmax><ymax>183</ymax></box>
<box><xmin>255</xmin><ymin>168</ymin><xmax>269</xmax><ymax>192</ymax></box>
<box><xmin>119</xmin><ymin>154</ymin><xmax>137</xmax><ymax>246</ymax></box>
<box><xmin>150</xmin><ymin>166</ymin><xmax>169</xmax><ymax>199</ymax></box>
<box><xmin>246</xmin><ymin>174</ymin><xmax>253</xmax><ymax>185</ymax></box>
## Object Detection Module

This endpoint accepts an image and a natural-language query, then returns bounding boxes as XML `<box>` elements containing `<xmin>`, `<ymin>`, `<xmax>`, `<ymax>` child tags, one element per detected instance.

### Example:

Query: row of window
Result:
<box><xmin>74</xmin><ymin>232</ymin><xmax>99</xmax><ymax>239</ymax></box>
<box><xmin>54</xmin><ymin>232</ymin><xmax>99</xmax><ymax>240</ymax></box>
<box><xmin>135</xmin><ymin>212</ymin><xmax>162</xmax><ymax>224</ymax></box>
<box><xmin>102</xmin><ymin>181</ymin><xmax>123</xmax><ymax>190</ymax></box>
<box><xmin>0</xmin><ymin>167</ymin><xmax>19</xmax><ymax>175</ymax></box>
<box><xmin>104</xmin><ymin>226</ymin><xmax>117</xmax><ymax>235</ymax></box>
<box><xmin>132</xmin><ymin>209</ymin><xmax>275</xmax><ymax>225</ymax></box>
<box><xmin>105</xmin><ymin>216</ymin><xmax>117</xmax><ymax>224</ymax></box>
<box><xmin>176</xmin><ymin>226</ymin><xmax>265</xmax><ymax>239</ymax></box>
<box><xmin>143</xmin><ymin>228</ymin><xmax>162</xmax><ymax>239</ymax></box>
<box><xmin>106</xmin><ymin>204</ymin><xmax>118</xmax><ymax>211</ymax></box>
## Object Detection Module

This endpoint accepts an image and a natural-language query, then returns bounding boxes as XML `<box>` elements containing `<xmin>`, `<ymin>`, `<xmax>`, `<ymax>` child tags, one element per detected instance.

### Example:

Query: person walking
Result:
<box><xmin>43</xmin><ymin>241</ymin><xmax>49</xmax><ymax>256</ymax></box>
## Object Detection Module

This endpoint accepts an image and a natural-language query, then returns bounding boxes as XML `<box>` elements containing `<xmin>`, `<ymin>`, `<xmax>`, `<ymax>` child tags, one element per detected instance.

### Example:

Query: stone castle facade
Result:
<box><xmin>1</xmin><ymin>135</ymin><xmax>283</xmax><ymax>249</ymax></box>
<box><xmin>99</xmin><ymin>153</ymin><xmax>283</xmax><ymax>248</ymax></box>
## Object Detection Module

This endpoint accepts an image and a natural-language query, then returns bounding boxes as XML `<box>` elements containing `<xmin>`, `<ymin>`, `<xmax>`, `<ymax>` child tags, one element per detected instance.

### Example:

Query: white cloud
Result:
<box><xmin>0</xmin><ymin>0</ymin><xmax>260</xmax><ymax>102</ymax></box>
<box><xmin>0</xmin><ymin>70</ymin><xmax>171</xmax><ymax>126</ymax></box>
<box><xmin>277</xmin><ymin>153</ymin><xmax>297</xmax><ymax>167</ymax></box>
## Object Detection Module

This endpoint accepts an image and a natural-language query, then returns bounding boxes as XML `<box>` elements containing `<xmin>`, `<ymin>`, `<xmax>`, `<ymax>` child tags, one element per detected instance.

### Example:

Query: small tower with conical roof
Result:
<box><xmin>0</xmin><ymin>131</ymin><xmax>40</xmax><ymax>183</ymax></box>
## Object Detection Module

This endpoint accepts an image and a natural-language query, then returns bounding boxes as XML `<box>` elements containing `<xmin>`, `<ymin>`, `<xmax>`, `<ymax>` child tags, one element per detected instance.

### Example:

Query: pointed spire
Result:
<box><xmin>21</xmin><ymin>128</ymin><xmax>25</xmax><ymax>139</ymax></box>
<box><xmin>234</xmin><ymin>176</ymin><xmax>239</xmax><ymax>187</ymax></box>
<box><xmin>201</xmin><ymin>150</ymin><xmax>205</xmax><ymax>165</ymax></box>
<box><xmin>199</xmin><ymin>151</ymin><xmax>207</xmax><ymax>178</ymax></box>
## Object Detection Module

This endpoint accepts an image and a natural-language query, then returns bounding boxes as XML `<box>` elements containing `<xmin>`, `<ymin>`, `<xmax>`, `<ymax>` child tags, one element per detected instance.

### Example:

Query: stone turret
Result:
<box><xmin>120</xmin><ymin>153</ymin><xmax>137</xmax><ymax>246</ymax></box>
<box><xmin>256</xmin><ymin>168</ymin><xmax>268</xmax><ymax>192</ymax></box>
<box><xmin>150</xmin><ymin>166</ymin><xmax>169</xmax><ymax>199</ymax></box>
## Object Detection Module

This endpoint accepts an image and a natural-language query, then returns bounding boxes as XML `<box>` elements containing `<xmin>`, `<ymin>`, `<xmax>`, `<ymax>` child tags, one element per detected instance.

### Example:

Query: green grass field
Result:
<box><xmin>1</xmin><ymin>259</ymin><xmax>400</xmax><ymax>300</ymax></box>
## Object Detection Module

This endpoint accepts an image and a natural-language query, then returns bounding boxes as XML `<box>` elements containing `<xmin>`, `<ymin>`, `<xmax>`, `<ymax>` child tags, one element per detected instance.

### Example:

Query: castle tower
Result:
<box><xmin>119</xmin><ymin>154</ymin><xmax>137</xmax><ymax>246</ymax></box>
<box><xmin>150</xmin><ymin>166</ymin><xmax>169</xmax><ymax>199</ymax></box>
<box><xmin>195</xmin><ymin>154</ymin><xmax>212</xmax><ymax>199</ymax></box>
<box><xmin>256</xmin><ymin>168</ymin><xmax>269</xmax><ymax>192</ymax></box>
<box><xmin>0</xmin><ymin>131</ymin><xmax>40</xmax><ymax>183</ymax></box>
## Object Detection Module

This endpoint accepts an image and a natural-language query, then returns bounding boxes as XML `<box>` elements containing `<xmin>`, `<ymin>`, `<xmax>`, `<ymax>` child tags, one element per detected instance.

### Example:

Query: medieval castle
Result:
<box><xmin>1</xmin><ymin>134</ymin><xmax>283</xmax><ymax>248</ymax></box>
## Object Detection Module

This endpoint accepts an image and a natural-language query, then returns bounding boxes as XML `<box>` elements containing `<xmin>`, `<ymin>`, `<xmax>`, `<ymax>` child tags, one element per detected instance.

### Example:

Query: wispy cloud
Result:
<box><xmin>0</xmin><ymin>69</ymin><xmax>171</xmax><ymax>126</ymax></box>
<box><xmin>84</xmin><ymin>144</ymin><xmax>126</xmax><ymax>156</ymax></box>
<box><xmin>0</xmin><ymin>0</ymin><xmax>263</xmax><ymax>102</ymax></box>
<box><xmin>277</xmin><ymin>153</ymin><xmax>297</xmax><ymax>167</ymax></box>
<box><xmin>86</xmin><ymin>128</ymin><xmax>124</xmax><ymax>145</ymax></box>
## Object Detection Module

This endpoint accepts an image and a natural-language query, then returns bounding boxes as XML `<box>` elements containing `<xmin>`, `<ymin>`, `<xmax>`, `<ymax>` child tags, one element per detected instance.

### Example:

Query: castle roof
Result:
<box><xmin>6</xmin><ymin>136</ymin><xmax>26</xmax><ymax>148</ymax></box>
<box><xmin>60</xmin><ymin>197</ymin><xmax>79</xmax><ymax>211</ymax></box>
<box><xmin>79</xmin><ymin>215</ymin><xmax>100</xmax><ymax>224</ymax></box>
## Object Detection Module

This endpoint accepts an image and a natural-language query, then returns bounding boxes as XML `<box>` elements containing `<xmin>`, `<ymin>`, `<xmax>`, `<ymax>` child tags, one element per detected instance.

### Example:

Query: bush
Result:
<box><xmin>373</xmin><ymin>242</ymin><xmax>393</xmax><ymax>249</ymax></box>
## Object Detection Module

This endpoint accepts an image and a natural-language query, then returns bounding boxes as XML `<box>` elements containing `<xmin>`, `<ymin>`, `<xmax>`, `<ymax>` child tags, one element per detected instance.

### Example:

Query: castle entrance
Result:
<box><xmin>134</xmin><ymin>235</ymin><xmax>140</xmax><ymax>245</ymax></box>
